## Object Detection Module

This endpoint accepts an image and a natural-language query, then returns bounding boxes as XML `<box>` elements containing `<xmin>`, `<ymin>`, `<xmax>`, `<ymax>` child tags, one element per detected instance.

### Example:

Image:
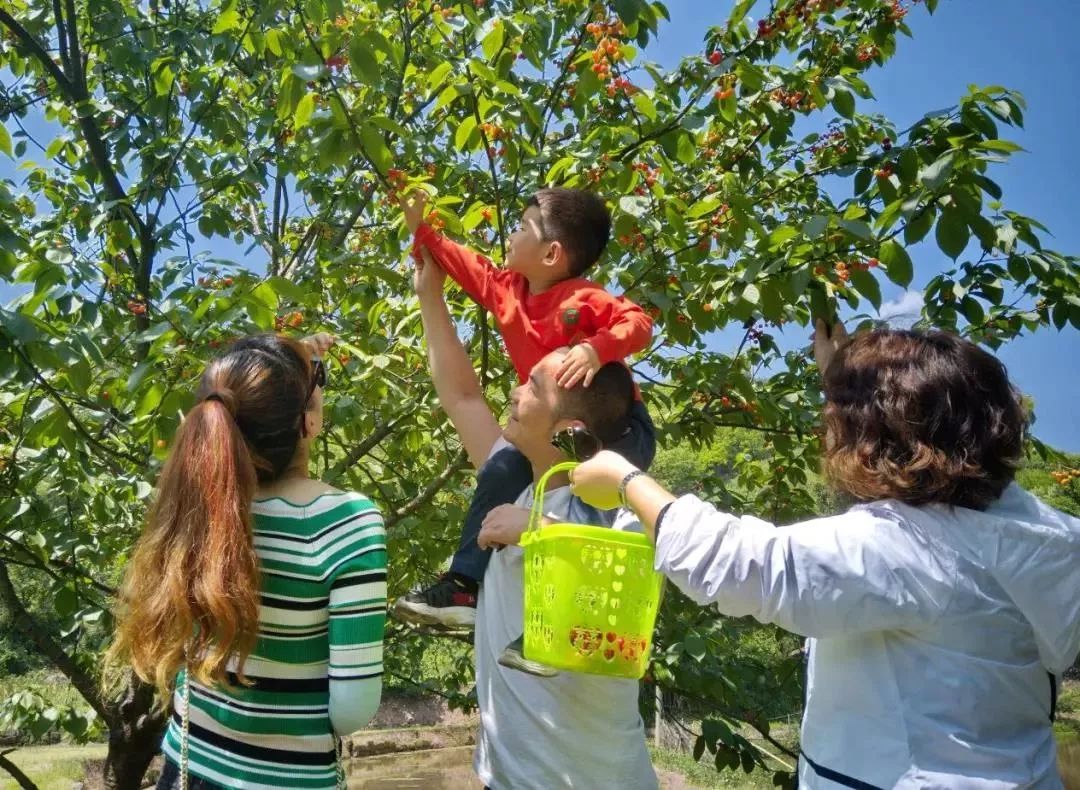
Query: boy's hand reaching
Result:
<box><xmin>556</xmin><ymin>343</ymin><xmax>602</xmax><ymax>388</ymax></box>
<box><xmin>399</xmin><ymin>190</ymin><xmax>428</xmax><ymax>235</ymax></box>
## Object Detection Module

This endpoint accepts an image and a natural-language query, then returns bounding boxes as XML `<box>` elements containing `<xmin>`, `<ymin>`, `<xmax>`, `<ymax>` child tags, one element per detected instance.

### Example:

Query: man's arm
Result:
<box><xmin>414</xmin><ymin>249</ymin><xmax>502</xmax><ymax>470</ymax></box>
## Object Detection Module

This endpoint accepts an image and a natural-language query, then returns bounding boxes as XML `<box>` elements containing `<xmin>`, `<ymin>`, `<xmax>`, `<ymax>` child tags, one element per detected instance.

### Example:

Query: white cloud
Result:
<box><xmin>878</xmin><ymin>290</ymin><xmax>924</xmax><ymax>327</ymax></box>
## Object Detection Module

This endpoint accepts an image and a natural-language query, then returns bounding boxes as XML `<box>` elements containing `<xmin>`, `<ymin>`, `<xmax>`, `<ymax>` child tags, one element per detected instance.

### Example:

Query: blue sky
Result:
<box><xmin>651</xmin><ymin>0</ymin><xmax>1080</xmax><ymax>451</ymax></box>
<box><xmin>2</xmin><ymin>1</ymin><xmax>1078</xmax><ymax>450</ymax></box>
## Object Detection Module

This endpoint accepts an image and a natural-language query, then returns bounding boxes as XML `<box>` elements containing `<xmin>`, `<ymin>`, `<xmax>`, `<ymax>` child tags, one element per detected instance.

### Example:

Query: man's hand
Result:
<box><xmin>301</xmin><ymin>332</ymin><xmax>335</xmax><ymax>359</ymax></box>
<box><xmin>555</xmin><ymin>343</ymin><xmax>602</xmax><ymax>388</ymax></box>
<box><xmin>478</xmin><ymin>504</ymin><xmax>533</xmax><ymax>550</ymax></box>
<box><xmin>413</xmin><ymin>248</ymin><xmax>447</xmax><ymax>298</ymax></box>
<box><xmin>813</xmin><ymin>319</ymin><xmax>849</xmax><ymax>379</ymax></box>
<box><xmin>400</xmin><ymin>190</ymin><xmax>428</xmax><ymax>235</ymax></box>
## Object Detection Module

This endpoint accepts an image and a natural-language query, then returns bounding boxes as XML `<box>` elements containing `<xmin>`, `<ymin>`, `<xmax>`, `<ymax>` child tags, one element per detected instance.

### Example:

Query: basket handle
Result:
<box><xmin>527</xmin><ymin>461</ymin><xmax>579</xmax><ymax>533</ymax></box>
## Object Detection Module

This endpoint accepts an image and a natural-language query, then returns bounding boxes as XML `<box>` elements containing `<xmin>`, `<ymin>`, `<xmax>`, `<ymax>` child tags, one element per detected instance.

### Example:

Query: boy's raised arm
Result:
<box><xmin>401</xmin><ymin>191</ymin><xmax>509</xmax><ymax>314</ymax></box>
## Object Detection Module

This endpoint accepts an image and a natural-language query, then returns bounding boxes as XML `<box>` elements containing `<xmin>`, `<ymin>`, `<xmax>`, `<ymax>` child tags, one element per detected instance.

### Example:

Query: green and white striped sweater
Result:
<box><xmin>160</xmin><ymin>492</ymin><xmax>387</xmax><ymax>788</ymax></box>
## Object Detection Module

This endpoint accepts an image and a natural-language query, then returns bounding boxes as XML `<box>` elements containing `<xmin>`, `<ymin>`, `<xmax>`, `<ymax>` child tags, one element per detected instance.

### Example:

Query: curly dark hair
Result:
<box><xmin>821</xmin><ymin>329</ymin><xmax>1027</xmax><ymax>511</ymax></box>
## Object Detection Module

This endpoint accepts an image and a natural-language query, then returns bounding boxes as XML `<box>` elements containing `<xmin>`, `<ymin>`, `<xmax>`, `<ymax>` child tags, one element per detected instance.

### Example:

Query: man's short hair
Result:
<box><xmin>527</xmin><ymin>188</ymin><xmax>611</xmax><ymax>278</ymax></box>
<box><xmin>555</xmin><ymin>360</ymin><xmax>634</xmax><ymax>446</ymax></box>
<box><xmin>822</xmin><ymin>329</ymin><xmax>1027</xmax><ymax>510</ymax></box>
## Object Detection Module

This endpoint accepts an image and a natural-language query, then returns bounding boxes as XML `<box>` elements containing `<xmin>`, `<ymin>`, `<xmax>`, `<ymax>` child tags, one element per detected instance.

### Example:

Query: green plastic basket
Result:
<box><xmin>519</xmin><ymin>462</ymin><xmax>663</xmax><ymax>678</ymax></box>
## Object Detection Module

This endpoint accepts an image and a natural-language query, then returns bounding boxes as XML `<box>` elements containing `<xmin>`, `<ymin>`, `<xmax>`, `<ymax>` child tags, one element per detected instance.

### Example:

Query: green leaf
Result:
<box><xmin>727</xmin><ymin>0</ymin><xmax>754</xmax><ymax>27</ymax></box>
<box><xmin>687</xmin><ymin>196</ymin><xmax>723</xmax><ymax>219</ymax></box>
<box><xmin>676</xmin><ymin>132</ymin><xmax>696</xmax><ymax>165</ymax></box>
<box><xmin>265</xmin><ymin>29</ymin><xmax>283</xmax><ymax>57</ymax></box>
<box><xmin>0</xmin><ymin>124</ymin><xmax>10</xmax><ymax>158</ymax></box>
<box><xmin>878</xmin><ymin>240</ymin><xmax>913</xmax><ymax>287</ymax></box>
<box><xmin>349</xmin><ymin>35</ymin><xmax>382</xmax><ymax>85</ymax></box>
<box><xmin>961</xmin><ymin>297</ymin><xmax>985</xmax><ymax>326</ymax></box>
<box><xmin>479</xmin><ymin>18</ymin><xmax>506</xmax><ymax>61</ymax></box>
<box><xmin>427</xmin><ymin>61</ymin><xmax>453</xmax><ymax>93</ymax></box>
<box><xmin>803</xmin><ymin>215</ymin><xmax>828</xmax><ymax>240</ymax></box>
<box><xmin>693</xmin><ymin>736</ymin><xmax>706</xmax><ymax>762</ymax></box>
<box><xmin>360</xmin><ymin>124</ymin><xmax>392</xmax><ymax>172</ymax></box>
<box><xmin>632</xmin><ymin>92</ymin><xmax>657</xmax><ymax>122</ymax></box>
<box><xmin>152</xmin><ymin>59</ymin><xmax>175</xmax><ymax>97</ymax></box>
<box><xmin>46</xmin><ymin>135</ymin><xmax>71</xmax><ymax>160</ymax></box>
<box><xmin>832</xmin><ymin>89</ymin><xmax>855</xmax><ymax>119</ymax></box>
<box><xmin>266</xmin><ymin>276</ymin><xmax>309</xmax><ymax>303</ymax></box>
<box><xmin>850</xmin><ymin>268</ymin><xmax>882</xmax><ymax>311</ymax></box>
<box><xmin>839</xmin><ymin>219</ymin><xmax>872</xmax><ymax>240</ymax></box>
<box><xmin>904</xmin><ymin>206</ymin><xmax>935</xmax><ymax>245</ymax></box>
<box><xmin>293</xmin><ymin>93</ymin><xmax>316</xmax><ymax>129</ymax></box>
<box><xmin>212</xmin><ymin>2</ymin><xmax>241</xmax><ymax>34</ymax></box>
<box><xmin>127</xmin><ymin>360</ymin><xmax>153</xmax><ymax>392</ymax></box>
<box><xmin>137</xmin><ymin>383</ymin><xmax>164</xmax><ymax>417</ymax></box>
<box><xmin>718</xmin><ymin>91</ymin><xmax>737</xmax><ymax>124</ymax></box>
<box><xmin>277</xmin><ymin>73</ymin><xmax>305</xmax><ymax>121</ymax></box>
<box><xmin>454</xmin><ymin>116</ymin><xmax>478</xmax><ymax>151</ymax></box>
<box><xmin>918</xmin><ymin>151</ymin><xmax>956</xmax><ymax>192</ymax></box>
<box><xmin>854</xmin><ymin>168</ymin><xmax>871</xmax><ymax>196</ymax></box>
<box><xmin>683</xmin><ymin>634</ymin><xmax>707</xmax><ymax>661</ymax></box>
<box><xmin>935</xmin><ymin>207</ymin><xmax>970</xmax><ymax>260</ymax></box>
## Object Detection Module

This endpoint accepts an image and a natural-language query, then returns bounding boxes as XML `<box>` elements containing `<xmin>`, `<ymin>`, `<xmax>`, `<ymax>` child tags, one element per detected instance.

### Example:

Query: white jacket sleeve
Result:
<box><xmin>653</xmin><ymin>495</ymin><xmax>957</xmax><ymax>638</ymax></box>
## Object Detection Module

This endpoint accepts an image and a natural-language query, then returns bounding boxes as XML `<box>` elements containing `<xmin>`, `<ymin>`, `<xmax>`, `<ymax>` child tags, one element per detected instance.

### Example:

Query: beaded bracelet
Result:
<box><xmin>618</xmin><ymin>470</ymin><xmax>647</xmax><ymax>508</ymax></box>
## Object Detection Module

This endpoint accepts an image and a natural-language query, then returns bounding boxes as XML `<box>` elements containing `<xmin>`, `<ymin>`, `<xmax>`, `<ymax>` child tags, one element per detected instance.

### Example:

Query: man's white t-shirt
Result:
<box><xmin>473</xmin><ymin>438</ymin><xmax>658</xmax><ymax>790</ymax></box>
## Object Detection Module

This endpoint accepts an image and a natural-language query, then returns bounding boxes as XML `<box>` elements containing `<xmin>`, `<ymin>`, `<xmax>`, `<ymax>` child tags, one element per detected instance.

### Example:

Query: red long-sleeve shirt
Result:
<box><xmin>414</xmin><ymin>224</ymin><xmax>653</xmax><ymax>386</ymax></box>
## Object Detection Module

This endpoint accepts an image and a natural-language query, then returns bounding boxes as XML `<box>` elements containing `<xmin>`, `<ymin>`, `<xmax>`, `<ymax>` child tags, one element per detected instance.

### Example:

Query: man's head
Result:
<box><xmin>504</xmin><ymin>349</ymin><xmax>633</xmax><ymax>463</ymax></box>
<box><xmin>505</xmin><ymin>188</ymin><xmax>611</xmax><ymax>282</ymax></box>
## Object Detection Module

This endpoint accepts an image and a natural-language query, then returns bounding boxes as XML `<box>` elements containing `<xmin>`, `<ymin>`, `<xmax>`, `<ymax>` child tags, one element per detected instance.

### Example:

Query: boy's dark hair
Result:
<box><xmin>821</xmin><ymin>329</ymin><xmax>1027</xmax><ymax>511</ymax></box>
<box><xmin>555</xmin><ymin>359</ymin><xmax>634</xmax><ymax>446</ymax></box>
<box><xmin>527</xmin><ymin>188</ymin><xmax>611</xmax><ymax>277</ymax></box>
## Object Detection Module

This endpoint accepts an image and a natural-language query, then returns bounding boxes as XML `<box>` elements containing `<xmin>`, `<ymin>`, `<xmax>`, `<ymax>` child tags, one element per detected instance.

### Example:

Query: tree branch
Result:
<box><xmin>0</xmin><ymin>562</ymin><xmax>113</xmax><ymax>726</ymax></box>
<box><xmin>7</xmin><ymin>340</ymin><xmax>144</xmax><ymax>468</ymax></box>
<box><xmin>385</xmin><ymin>449</ymin><xmax>468</xmax><ymax>529</ymax></box>
<box><xmin>325</xmin><ymin>413</ymin><xmax>411</xmax><ymax>482</ymax></box>
<box><xmin>0</xmin><ymin>750</ymin><xmax>38</xmax><ymax>790</ymax></box>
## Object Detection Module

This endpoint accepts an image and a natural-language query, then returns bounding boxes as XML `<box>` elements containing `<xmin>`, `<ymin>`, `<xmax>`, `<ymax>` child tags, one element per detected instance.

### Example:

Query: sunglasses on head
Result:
<box><xmin>305</xmin><ymin>358</ymin><xmax>326</xmax><ymax>402</ymax></box>
<box><xmin>550</xmin><ymin>426</ymin><xmax>602</xmax><ymax>462</ymax></box>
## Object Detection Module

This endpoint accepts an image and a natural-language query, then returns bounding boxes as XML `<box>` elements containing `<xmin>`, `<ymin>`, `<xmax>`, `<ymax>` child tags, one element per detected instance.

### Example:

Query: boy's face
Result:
<box><xmin>505</xmin><ymin>205</ymin><xmax>564</xmax><ymax>280</ymax></box>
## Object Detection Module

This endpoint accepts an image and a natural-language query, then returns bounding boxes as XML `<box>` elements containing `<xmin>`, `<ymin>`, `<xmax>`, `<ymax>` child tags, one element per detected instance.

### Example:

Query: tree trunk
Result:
<box><xmin>102</xmin><ymin>677</ymin><xmax>167</xmax><ymax>790</ymax></box>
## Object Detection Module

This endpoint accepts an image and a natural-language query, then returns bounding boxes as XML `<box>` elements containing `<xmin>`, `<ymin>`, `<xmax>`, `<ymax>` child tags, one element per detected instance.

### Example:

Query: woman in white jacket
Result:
<box><xmin>570</xmin><ymin>321</ymin><xmax>1080</xmax><ymax>789</ymax></box>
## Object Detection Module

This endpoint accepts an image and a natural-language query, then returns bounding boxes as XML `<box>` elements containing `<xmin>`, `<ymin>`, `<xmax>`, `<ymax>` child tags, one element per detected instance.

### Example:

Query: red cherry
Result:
<box><xmin>606</xmin><ymin>632</ymin><xmax>617</xmax><ymax>642</ymax></box>
<box><xmin>603</xmin><ymin>648</ymin><xmax>615</xmax><ymax>660</ymax></box>
<box><xmin>708</xmin><ymin>51</ymin><xmax>722</xmax><ymax>65</ymax></box>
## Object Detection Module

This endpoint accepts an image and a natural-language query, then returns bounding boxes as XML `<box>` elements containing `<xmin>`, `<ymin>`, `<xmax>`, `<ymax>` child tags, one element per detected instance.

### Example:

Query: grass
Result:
<box><xmin>650</xmin><ymin>745</ymin><xmax>778</xmax><ymax>788</ymax></box>
<box><xmin>0</xmin><ymin>744</ymin><xmax>106</xmax><ymax>790</ymax></box>
<box><xmin>3</xmin><ymin>674</ymin><xmax>1080</xmax><ymax>788</ymax></box>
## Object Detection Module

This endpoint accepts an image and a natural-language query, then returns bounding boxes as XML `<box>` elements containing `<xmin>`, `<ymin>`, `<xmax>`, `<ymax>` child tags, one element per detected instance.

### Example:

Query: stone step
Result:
<box><xmin>342</xmin><ymin>745</ymin><xmax>480</xmax><ymax>789</ymax></box>
<box><xmin>344</xmin><ymin>723</ymin><xmax>477</xmax><ymax>758</ymax></box>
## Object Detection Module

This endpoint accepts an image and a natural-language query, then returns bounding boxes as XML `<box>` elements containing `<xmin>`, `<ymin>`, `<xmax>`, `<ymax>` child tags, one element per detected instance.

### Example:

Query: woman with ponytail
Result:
<box><xmin>107</xmin><ymin>333</ymin><xmax>386</xmax><ymax>789</ymax></box>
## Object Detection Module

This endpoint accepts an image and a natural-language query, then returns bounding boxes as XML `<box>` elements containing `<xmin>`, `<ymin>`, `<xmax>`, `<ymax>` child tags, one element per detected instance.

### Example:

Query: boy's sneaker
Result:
<box><xmin>393</xmin><ymin>572</ymin><xmax>478</xmax><ymax>629</ymax></box>
<box><xmin>497</xmin><ymin>634</ymin><xmax>559</xmax><ymax>678</ymax></box>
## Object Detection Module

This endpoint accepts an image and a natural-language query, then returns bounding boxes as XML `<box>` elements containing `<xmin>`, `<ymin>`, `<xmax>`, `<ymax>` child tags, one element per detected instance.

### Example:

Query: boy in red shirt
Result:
<box><xmin>393</xmin><ymin>187</ymin><xmax>656</xmax><ymax>673</ymax></box>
